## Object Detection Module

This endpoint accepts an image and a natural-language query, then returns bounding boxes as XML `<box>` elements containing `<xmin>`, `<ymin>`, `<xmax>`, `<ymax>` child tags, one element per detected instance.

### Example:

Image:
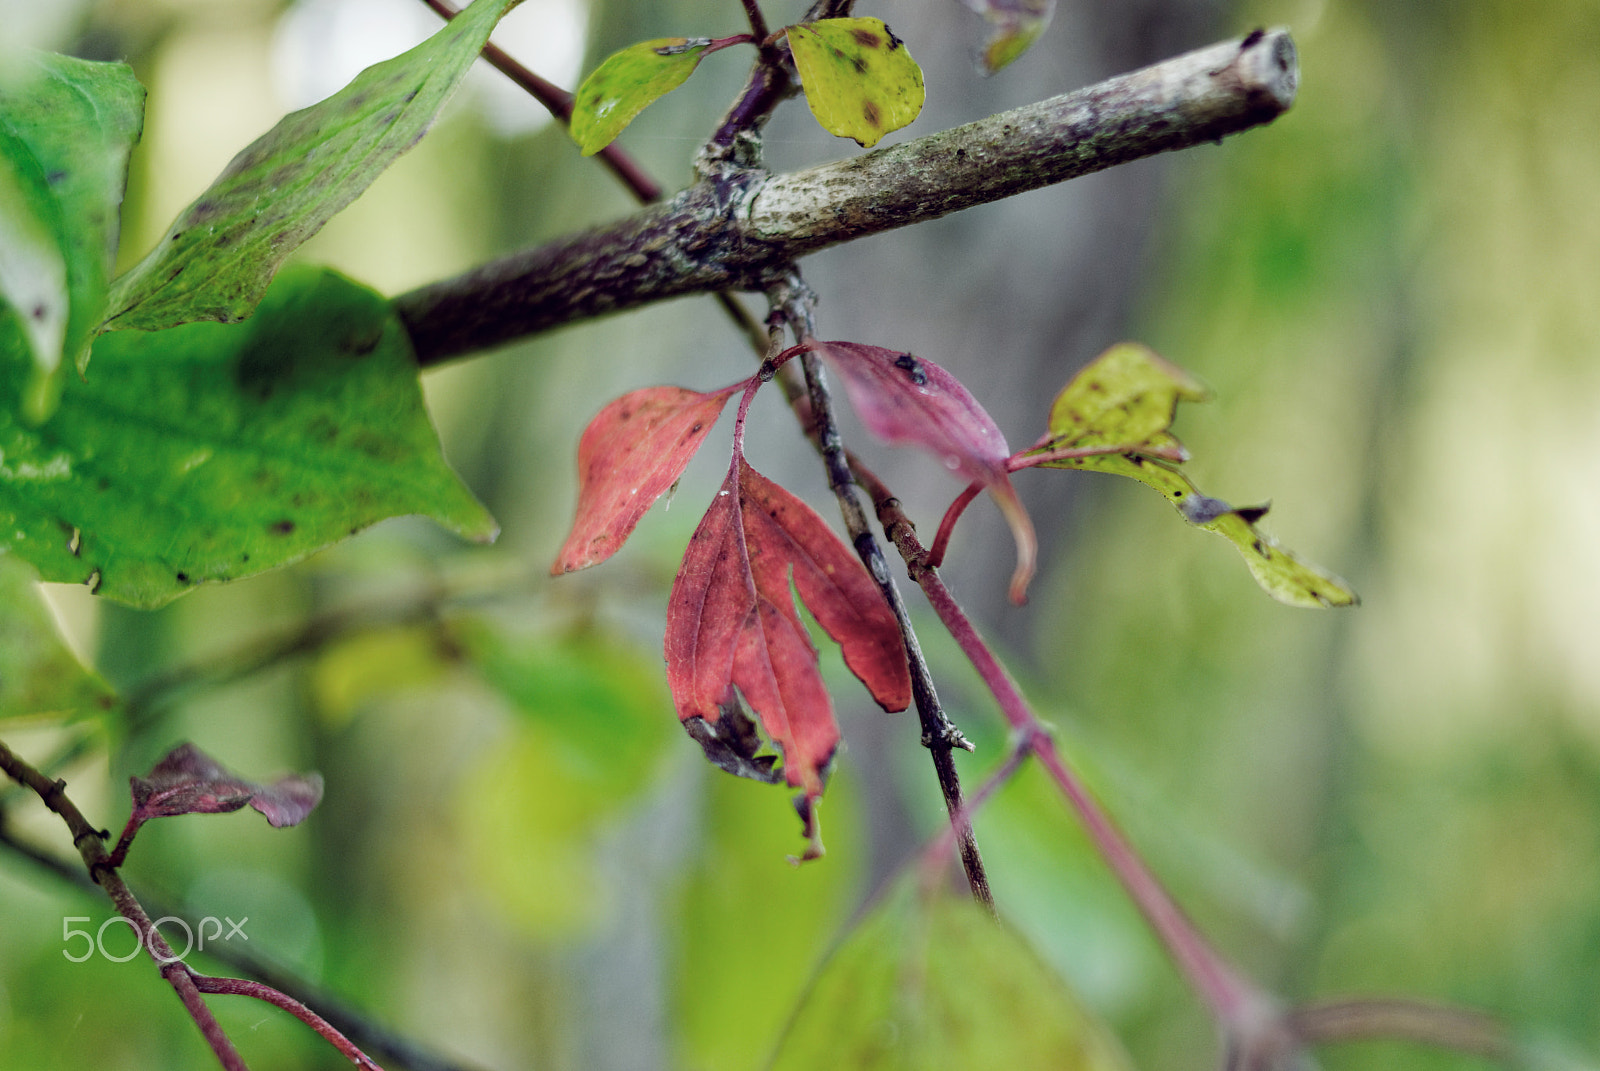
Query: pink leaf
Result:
<box><xmin>130</xmin><ymin>743</ymin><xmax>323</xmax><ymax>828</ymax></box>
<box><xmin>808</xmin><ymin>341</ymin><xmax>1037</xmax><ymax>602</ymax></box>
<box><xmin>810</xmin><ymin>341</ymin><xmax>1010</xmax><ymax>484</ymax></box>
<box><xmin>665</xmin><ymin>457</ymin><xmax>911</xmax><ymax>811</ymax></box>
<box><xmin>552</xmin><ymin>383</ymin><xmax>742</xmax><ymax>574</ymax></box>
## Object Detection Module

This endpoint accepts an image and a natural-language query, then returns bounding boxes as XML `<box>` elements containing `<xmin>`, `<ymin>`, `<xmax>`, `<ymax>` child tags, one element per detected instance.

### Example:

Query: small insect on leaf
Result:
<box><xmin>552</xmin><ymin>382</ymin><xmax>743</xmax><ymax>574</ymax></box>
<box><xmin>957</xmin><ymin>0</ymin><xmax>1057</xmax><ymax>74</ymax></box>
<box><xmin>785</xmin><ymin>18</ymin><xmax>925</xmax><ymax>148</ymax></box>
<box><xmin>569</xmin><ymin>37</ymin><xmax>713</xmax><ymax>156</ymax></box>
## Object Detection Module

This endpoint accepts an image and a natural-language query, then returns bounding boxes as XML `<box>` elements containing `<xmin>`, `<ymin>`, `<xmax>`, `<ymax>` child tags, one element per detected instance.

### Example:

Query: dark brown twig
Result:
<box><xmin>766</xmin><ymin>280</ymin><xmax>994</xmax><ymax>913</ymax></box>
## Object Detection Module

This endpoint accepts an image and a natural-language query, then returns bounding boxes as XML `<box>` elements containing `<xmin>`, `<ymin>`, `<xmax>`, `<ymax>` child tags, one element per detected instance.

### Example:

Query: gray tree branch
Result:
<box><xmin>396</xmin><ymin>28</ymin><xmax>1297</xmax><ymax>366</ymax></box>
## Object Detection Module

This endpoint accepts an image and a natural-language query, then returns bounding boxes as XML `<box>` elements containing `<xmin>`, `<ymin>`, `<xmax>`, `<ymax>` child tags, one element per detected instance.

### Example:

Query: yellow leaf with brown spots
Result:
<box><xmin>786</xmin><ymin>18</ymin><xmax>924</xmax><ymax>148</ymax></box>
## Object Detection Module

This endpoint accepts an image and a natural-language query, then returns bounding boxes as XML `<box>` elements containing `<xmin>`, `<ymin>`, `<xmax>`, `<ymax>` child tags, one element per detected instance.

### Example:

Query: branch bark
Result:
<box><xmin>397</xmin><ymin>29</ymin><xmax>1296</xmax><ymax>366</ymax></box>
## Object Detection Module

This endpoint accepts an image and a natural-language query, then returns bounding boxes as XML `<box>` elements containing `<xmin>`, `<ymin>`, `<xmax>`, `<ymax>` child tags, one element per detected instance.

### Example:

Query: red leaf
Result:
<box><xmin>808</xmin><ymin>341</ymin><xmax>1038</xmax><ymax>602</ymax></box>
<box><xmin>552</xmin><ymin>383</ymin><xmax>741</xmax><ymax>574</ymax></box>
<box><xmin>130</xmin><ymin>743</ymin><xmax>323</xmax><ymax>828</ymax></box>
<box><xmin>665</xmin><ymin>457</ymin><xmax>911</xmax><ymax>805</ymax></box>
<box><xmin>810</xmin><ymin>342</ymin><xmax>1010</xmax><ymax>484</ymax></box>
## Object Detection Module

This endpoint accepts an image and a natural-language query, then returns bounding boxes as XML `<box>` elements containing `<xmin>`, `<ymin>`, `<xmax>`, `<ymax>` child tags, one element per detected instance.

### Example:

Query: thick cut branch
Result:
<box><xmin>747</xmin><ymin>27</ymin><xmax>1295</xmax><ymax>249</ymax></box>
<box><xmin>397</xmin><ymin>29</ymin><xmax>1296</xmax><ymax>366</ymax></box>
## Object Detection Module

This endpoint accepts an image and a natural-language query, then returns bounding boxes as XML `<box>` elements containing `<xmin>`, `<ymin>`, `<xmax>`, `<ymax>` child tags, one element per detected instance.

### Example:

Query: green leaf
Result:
<box><xmin>1027</xmin><ymin>343</ymin><xmax>1357</xmax><ymax>609</ymax></box>
<box><xmin>569</xmin><ymin>37</ymin><xmax>712</xmax><ymax>156</ymax></box>
<box><xmin>0</xmin><ymin>266</ymin><xmax>494</xmax><ymax>609</ymax></box>
<box><xmin>0</xmin><ymin>555</ymin><xmax>117</xmax><ymax>721</ymax></box>
<box><xmin>786</xmin><ymin>17</ymin><xmax>925</xmax><ymax>148</ymax></box>
<box><xmin>103</xmin><ymin>0</ymin><xmax>521</xmax><ymax>332</ymax></box>
<box><xmin>771</xmin><ymin>878</ymin><xmax>1133</xmax><ymax>1071</ymax></box>
<box><xmin>0</xmin><ymin>52</ymin><xmax>144</xmax><ymax>417</ymax></box>
<box><xmin>958</xmin><ymin>0</ymin><xmax>1056</xmax><ymax>74</ymax></box>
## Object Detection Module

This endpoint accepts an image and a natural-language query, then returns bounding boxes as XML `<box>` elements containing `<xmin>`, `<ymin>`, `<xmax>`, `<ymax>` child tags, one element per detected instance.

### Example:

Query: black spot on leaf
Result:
<box><xmin>893</xmin><ymin>352</ymin><xmax>927</xmax><ymax>386</ymax></box>
<box><xmin>1234</xmin><ymin>503</ymin><xmax>1271</xmax><ymax>525</ymax></box>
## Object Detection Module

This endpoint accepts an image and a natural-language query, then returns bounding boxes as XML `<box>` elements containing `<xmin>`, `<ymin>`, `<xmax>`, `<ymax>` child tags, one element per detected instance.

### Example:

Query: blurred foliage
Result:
<box><xmin>1</xmin><ymin>0</ymin><xmax>1598</xmax><ymax>1070</ymax></box>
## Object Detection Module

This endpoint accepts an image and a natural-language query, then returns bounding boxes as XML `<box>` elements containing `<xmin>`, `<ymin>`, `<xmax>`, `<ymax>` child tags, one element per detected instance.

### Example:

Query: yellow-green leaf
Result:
<box><xmin>1029</xmin><ymin>343</ymin><xmax>1357</xmax><ymax>608</ymax></box>
<box><xmin>771</xmin><ymin>877</ymin><xmax>1133</xmax><ymax>1071</ymax></box>
<box><xmin>958</xmin><ymin>0</ymin><xmax>1056</xmax><ymax>74</ymax></box>
<box><xmin>0</xmin><ymin>556</ymin><xmax>116</xmax><ymax>721</ymax></box>
<box><xmin>104</xmin><ymin>0</ymin><xmax>520</xmax><ymax>332</ymax></box>
<box><xmin>1054</xmin><ymin>453</ymin><xmax>1356</xmax><ymax>608</ymax></box>
<box><xmin>569</xmin><ymin>38</ymin><xmax>711</xmax><ymax>156</ymax></box>
<box><xmin>1043</xmin><ymin>341</ymin><xmax>1209</xmax><ymax>461</ymax></box>
<box><xmin>786</xmin><ymin>17</ymin><xmax>924</xmax><ymax>148</ymax></box>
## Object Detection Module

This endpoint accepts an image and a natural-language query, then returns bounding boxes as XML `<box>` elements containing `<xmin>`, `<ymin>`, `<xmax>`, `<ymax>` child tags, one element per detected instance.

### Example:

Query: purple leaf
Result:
<box><xmin>130</xmin><ymin>743</ymin><xmax>324</xmax><ymax>828</ymax></box>
<box><xmin>809</xmin><ymin>341</ymin><xmax>1010</xmax><ymax>484</ymax></box>
<box><xmin>807</xmin><ymin>341</ymin><xmax>1038</xmax><ymax>602</ymax></box>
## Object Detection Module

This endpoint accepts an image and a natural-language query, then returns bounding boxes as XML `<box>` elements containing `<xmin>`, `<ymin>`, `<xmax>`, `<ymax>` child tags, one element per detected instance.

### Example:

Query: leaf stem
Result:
<box><xmin>190</xmin><ymin>973</ymin><xmax>384</xmax><ymax>1069</ymax></box>
<box><xmin>927</xmin><ymin>481</ymin><xmax>983</xmax><ymax>569</ymax></box>
<box><xmin>857</xmin><ymin>478</ymin><xmax>1270</xmax><ymax>1033</ymax></box>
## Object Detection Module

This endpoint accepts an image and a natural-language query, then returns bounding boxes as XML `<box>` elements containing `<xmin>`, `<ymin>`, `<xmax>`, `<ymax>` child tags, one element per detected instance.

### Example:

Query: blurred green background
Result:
<box><xmin>2</xmin><ymin>0</ymin><xmax>1598</xmax><ymax>1068</ymax></box>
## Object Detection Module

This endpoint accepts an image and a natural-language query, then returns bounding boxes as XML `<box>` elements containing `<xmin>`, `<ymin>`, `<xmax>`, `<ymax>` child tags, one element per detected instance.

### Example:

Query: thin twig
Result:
<box><xmin>766</xmin><ymin>280</ymin><xmax>994</xmax><ymax>913</ymax></box>
<box><xmin>0</xmin><ymin>738</ymin><xmax>251</xmax><ymax>1071</ymax></box>
<box><xmin>191</xmin><ymin>973</ymin><xmax>382</xmax><ymax>1069</ymax></box>
<box><xmin>739</xmin><ymin>0</ymin><xmax>769</xmax><ymax>44</ymax></box>
<box><xmin>1288</xmin><ymin>999</ymin><xmax>1509</xmax><ymax>1059</ymax></box>
<box><xmin>0</xmin><ymin>822</ymin><xmax>483</xmax><ymax>1071</ymax></box>
<box><xmin>0</xmin><ymin>739</ymin><xmax>400</xmax><ymax>1071</ymax></box>
<box><xmin>418</xmin><ymin>0</ymin><xmax>662</xmax><ymax>201</ymax></box>
<box><xmin>857</xmin><ymin>474</ymin><xmax>1275</xmax><ymax>1045</ymax></box>
<box><xmin>915</xmin><ymin>736</ymin><xmax>1030</xmax><ymax>900</ymax></box>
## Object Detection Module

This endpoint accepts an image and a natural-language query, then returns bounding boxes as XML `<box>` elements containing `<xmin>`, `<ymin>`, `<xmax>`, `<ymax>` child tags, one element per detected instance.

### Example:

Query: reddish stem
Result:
<box><xmin>860</xmin><ymin>486</ymin><xmax>1266</xmax><ymax>1030</ymax></box>
<box><xmin>191</xmin><ymin>974</ymin><xmax>384</xmax><ymax>1069</ymax></box>
<box><xmin>104</xmin><ymin>813</ymin><xmax>144</xmax><ymax>870</ymax></box>
<box><xmin>418</xmin><ymin>0</ymin><xmax>663</xmax><ymax>202</ymax></box>
<box><xmin>927</xmin><ymin>481</ymin><xmax>983</xmax><ymax>569</ymax></box>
